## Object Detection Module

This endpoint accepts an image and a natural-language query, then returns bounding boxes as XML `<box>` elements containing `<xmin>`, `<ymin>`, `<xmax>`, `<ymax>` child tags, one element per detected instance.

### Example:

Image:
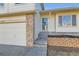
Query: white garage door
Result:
<box><xmin>0</xmin><ymin>23</ymin><xmax>26</xmax><ymax>46</ymax></box>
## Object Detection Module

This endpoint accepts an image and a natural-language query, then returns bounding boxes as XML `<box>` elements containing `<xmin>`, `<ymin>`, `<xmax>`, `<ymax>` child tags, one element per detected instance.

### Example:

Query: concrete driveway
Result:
<box><xmin>0</xmin><ymin>44</ymin><xmax>47</xmax><ymax>56</ymax></box>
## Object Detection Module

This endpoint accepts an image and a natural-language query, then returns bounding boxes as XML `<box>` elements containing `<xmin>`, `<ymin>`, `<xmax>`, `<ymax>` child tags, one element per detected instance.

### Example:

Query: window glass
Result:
<box><xmin>42</xmin><ymin>18</ymin><xmax>48</xmax><ymax>30</ymax></box>
<box><xmin>63</xmin><ymin>15</ymin><xmax>71</xmax><ymax>27</ymax></box>
<box><xmin>0</xmin><ymin>3</ymin><xmax>4</xmax><ymax>9</ymax></box>
<box><xmin>59</xmin><ymin>16</ymin><xmax>62</xmax><ymax>26</ymax></box>
<box><xmin>58</xmin><ymin>15</ymin><xmax>76</xmax><ymax>27</ymax></box>
<box><xmin>72</xmin><ymin>15</ymin><xmax>76</xmax><ymax>26</ymax></box>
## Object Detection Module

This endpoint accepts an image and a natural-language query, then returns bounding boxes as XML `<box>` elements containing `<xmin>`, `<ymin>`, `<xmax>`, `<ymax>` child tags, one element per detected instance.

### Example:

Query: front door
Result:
<box><xmin>42</xmin><ymin>18</ymin><xmax>48</xmax><ymax>32</ymax></box>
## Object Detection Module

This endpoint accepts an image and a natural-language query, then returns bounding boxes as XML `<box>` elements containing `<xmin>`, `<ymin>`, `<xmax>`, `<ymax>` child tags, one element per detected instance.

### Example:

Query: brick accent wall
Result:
<box><xmin>48</xmin><ymin>37</ymin><xmax>79</xmax><ymax>48</ymax></box>
<box><xmin>26</xmin><ymin>15</ymin><xmax>34</xmax><ymax>47</ymax></box>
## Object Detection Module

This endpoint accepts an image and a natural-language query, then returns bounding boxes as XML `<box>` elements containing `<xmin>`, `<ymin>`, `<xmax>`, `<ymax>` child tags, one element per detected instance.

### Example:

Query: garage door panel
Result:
<box><xmin>0</xmin><ymin>23</ymin><xmax>26</xmax><ymax>46</ymax></box>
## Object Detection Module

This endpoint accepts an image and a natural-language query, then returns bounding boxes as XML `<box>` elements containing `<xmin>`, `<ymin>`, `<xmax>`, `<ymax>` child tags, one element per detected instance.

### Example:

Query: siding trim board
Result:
<box><xmin>0</xmin><ymin>21</ymin><xmax>26</xmax><ymax>24</ymax></box>
<box><xmin>0</xmin><ymin>10</ymin><xmax>35</xmax><ymax>18</ymax></box>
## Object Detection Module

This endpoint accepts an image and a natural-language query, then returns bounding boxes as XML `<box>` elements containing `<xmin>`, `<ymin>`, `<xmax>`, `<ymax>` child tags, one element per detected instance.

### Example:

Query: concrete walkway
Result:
<box><xmin>25</xmin><ymin>46</ymin><xmax>47</xmax><ymax>56</ymax></box>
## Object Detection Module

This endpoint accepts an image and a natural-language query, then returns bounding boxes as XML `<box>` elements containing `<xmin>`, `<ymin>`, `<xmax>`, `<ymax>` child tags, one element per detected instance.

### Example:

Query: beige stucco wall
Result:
<box><xmin>48</xmin><ymin>14</ymin><xmax>56</xmax><ymax>32</ymax></box>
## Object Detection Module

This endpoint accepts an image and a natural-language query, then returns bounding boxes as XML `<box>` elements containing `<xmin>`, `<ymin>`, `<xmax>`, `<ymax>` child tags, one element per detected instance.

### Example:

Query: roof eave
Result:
<box><xmin>40</xmin><ymin>7</ymin><xmax>79</xmax><ymax>14</ymax></box>
<box><xmin>0</xmin><ymin>10</ymin><xmax>35</xmax><ymax>17</ymax></box>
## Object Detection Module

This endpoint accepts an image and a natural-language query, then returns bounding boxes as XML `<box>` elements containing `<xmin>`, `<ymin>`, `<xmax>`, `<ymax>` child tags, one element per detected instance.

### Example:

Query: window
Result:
<box><xmin>42</xmin><ymin>18</ymin><xmax>48</xmax><ymax>30</ymax></box>
<box><xmin>58</xmin><ymin>15</ymin><xmax>76</xmax><ymax>27</ymax></box>
<box><xmin>59</xmin><ymin>16</ymin><xmax>62</xmax><ymax>26</ymax></box>
<box><xmin>0</xmin><ymin>3</ymin><xmax>4</xmax><ymax>9</ymax></box>
<box><xmin>72</xmin><ymin>15</ymin><xmax>76</xmax><ymax>26</ymax></box>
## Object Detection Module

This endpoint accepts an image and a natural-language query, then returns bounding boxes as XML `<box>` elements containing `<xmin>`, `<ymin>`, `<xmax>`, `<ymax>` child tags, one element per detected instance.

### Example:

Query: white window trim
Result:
<box><xmin>70</xmin><ymin>15</ymin><xmax>72</xmax><ymax>27</ymax></box>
